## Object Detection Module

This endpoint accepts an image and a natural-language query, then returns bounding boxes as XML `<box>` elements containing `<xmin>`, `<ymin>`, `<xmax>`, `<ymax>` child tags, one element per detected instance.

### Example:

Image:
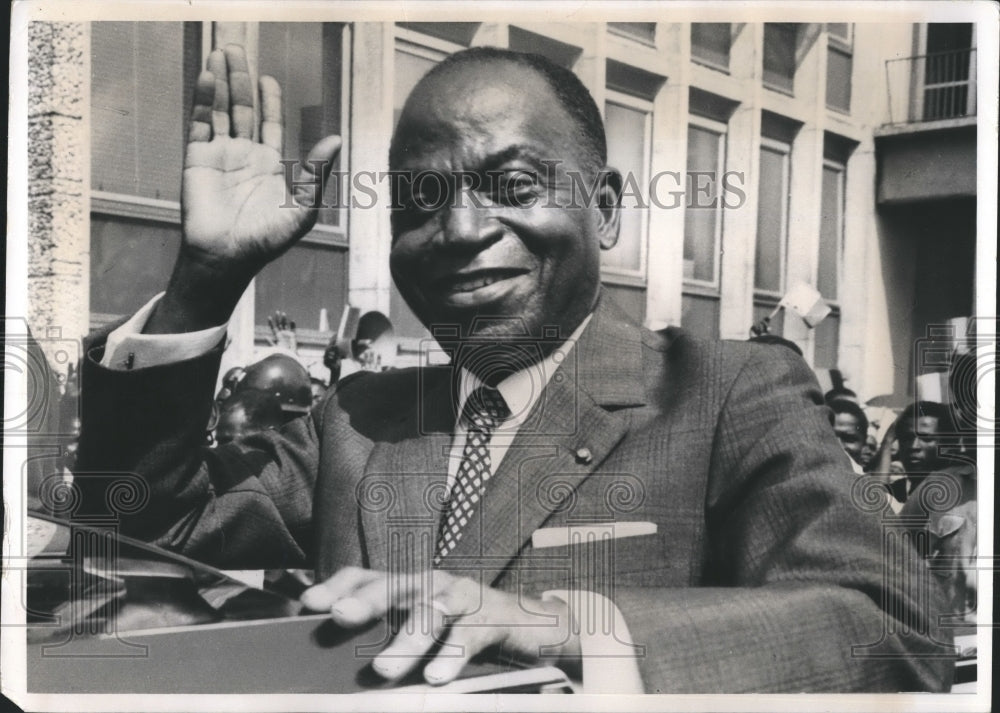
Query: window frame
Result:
<box><xmin>601</xmin><ymin>88</ymin><xmax>653</xmax><ymax>287</ymax></box>
<box><xmin>762</xmin><ymin>23</ymin><xmax>799</xmax><ymax>96</ymax></box>
<box><xmin>814</xmin><ymin>157</ymin><xmax>846</xmax><ymax>368</ymax></box>
<box><xmin>819</xmin><ymin>157</ymin><xmax>846</xmax><ymax>307</ymax></box>
<box><xmin>753</xmin><ymin>136</ymin><xmax>792</xmax><ymax>301</ymax></box>
<box><xmin>825</xmin><ymin>23</ymin><xmax>853</xmax><ymax>114</ymax></box>
<box><xmin>607</xmin><ymin>22</ymin><xmax>658</xmax><ymax>48</ymax></box>
<box><xmin>682</xmin><ymin>113</ymin><xmax>728</xmax><ymax>292</ymax></box>
<box><xmin>690</xmin><ymin>22</ymin><xmax>733</xmax><ymax>74</ymax></box>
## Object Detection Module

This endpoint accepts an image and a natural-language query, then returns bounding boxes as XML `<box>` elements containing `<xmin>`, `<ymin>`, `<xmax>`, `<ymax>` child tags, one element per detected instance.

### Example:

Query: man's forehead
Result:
<box><xmin>392</xmin><ymin>61</ymin><xmax>566</xmax><ymax>156</ymax></box>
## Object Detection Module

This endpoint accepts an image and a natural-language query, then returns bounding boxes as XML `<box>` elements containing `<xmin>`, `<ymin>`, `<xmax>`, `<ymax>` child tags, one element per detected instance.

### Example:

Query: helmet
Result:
<box><xmin>238</xmin><ymin>354</ymin><xmax>312</xmax><ymax>414</ymax></box>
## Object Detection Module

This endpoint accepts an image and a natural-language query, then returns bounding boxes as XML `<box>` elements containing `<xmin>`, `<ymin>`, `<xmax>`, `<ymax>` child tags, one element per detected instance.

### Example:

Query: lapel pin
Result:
<box><xmin>574</xmin><ymin>447</ymin><xmax>593</xmax><ymax>465</ymax></box>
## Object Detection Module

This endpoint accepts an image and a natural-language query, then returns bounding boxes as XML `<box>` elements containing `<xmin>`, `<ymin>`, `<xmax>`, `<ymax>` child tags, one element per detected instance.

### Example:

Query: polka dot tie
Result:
<box><xmin>434</xmin><ymin>386</ymin><xmax>511</xmax><ymax>565</ymax></box>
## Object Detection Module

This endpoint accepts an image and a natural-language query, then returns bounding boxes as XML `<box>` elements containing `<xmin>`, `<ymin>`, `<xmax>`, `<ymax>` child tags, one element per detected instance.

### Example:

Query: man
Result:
<box><xmin>898</xmin><ymin>390</ymin><xmax>978</xmax><ymax>619</ymax></box>
<box><xmin>896</xmin><ymin>400</ymin><xmax>954</xmax><ymax>478</ymax></box>
<box><xmin>214</xmin><ymin>388</ymin><xmax>285</xmax><ymax>446</ymax></box>
<box><xmin>828</xmin><ymin>397</ymin><xmax>869</xmax><ymax>470</ymax></box>
<box><xmin>75</xmin><ymin>45</ymin><xmax>950</xmax><ymax>692</ymax></box>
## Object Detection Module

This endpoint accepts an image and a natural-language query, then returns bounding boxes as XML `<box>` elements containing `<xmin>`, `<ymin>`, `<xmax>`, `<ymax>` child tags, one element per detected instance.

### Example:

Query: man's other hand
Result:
<box><xmin>301</xmin><ymin>567</ymin><xmax>581</xmax><ymax>685</ymax></box>
<box><xmin>147</xmin><ymin>44</ymin><xmax>341</xmax><ymax>334</ymax></box>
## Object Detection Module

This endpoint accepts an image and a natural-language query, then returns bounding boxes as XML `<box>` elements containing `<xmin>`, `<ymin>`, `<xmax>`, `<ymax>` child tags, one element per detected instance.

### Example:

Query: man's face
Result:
<box><xmin>833</xmin><ymin>413</ymin><xmax>865</xmax><ymax>465</ymax></box>
<box><xmin>215</xmin><ymin>405</ymin><xmax>249</xmax><ymax>446</ymax></box>
<box><xmin>388</xmin><ymin>61</ymin><xmax>619</xmax><ymax>344</ymax></box>
<box><xmin>897</xmin><ymin>415</ymin><xmax>942</xmax><ymax>472</ymax></box>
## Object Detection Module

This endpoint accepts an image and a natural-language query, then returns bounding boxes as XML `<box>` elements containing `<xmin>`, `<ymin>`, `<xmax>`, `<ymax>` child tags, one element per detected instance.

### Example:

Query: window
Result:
<box><xmin>603</xmin><ymin>93</ymin><xmax>652</xmax><ymax>279</ymax></box>
<box><xmin>258</xmin><ymin>23</ymin><xmax>345</xmax><ymax>227</ymax></box>
<box><xmin>763</xmin><ymin>23</ymin><xmax>799</xmax><ymax>94</ymax></box>
<box><xmin>254</xmin><ymin>23</ymin><xmax>348</xmax><ymax>334</ymax></box>
<box><xmin>752</xmin><ymin>138</ymin><xmax>791</xmax><ymax>336</ymax></box>
<box><xmin>90</xmin><ymin>22</ymin><xmax>202</xmax><ymax>325</ymax></box>
<box><xmin>683</xmin><ymin>121</ymin><xmax>725</xmax><ymax>285</ymax></box>
<box><xmin>922</xmin><ymin>23</ymin><xmax>975</xmax><ymax>121</ymax></box>
<box><xmin>825</xmin><ymin>24</ymin><xmax>852</xmax><ymax>113</ymax></box>
<box><xmin>754</xmin><ymin>142</ymin><xmax>790</xmax><ymax>295</ymax></box>
<box><xmin>691</xmin><ymin>23</ymin><xmax>732</xmax><ymax>71</ymax></box>
<box><xmin>91</xmin><ymin>22</ymin><xmax>201</xmax><ymax>202</ymax></box>
<box><xmin>608</xmin><ymin>23</ymin><xmax>657</xmax><ymax>45</ymax></box>
<box><xmin>681</xmin><ymin>119</ymin><xmax>726</xmax><ymax>340</ymax></box>
<box><xmin>815</xmin><ymin>160</ymin><xmax>845</xmax><ymax>369</ymax></box>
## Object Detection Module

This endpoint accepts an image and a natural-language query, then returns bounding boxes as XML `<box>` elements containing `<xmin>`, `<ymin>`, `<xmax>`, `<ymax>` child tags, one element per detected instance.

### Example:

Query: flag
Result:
<box><xmin>780</xmin><ymin>282</ymin><xmax>831</xmax><ymax>328</ymax></box>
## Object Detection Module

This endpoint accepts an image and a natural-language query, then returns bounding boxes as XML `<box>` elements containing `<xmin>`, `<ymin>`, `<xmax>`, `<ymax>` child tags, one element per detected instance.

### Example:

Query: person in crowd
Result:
<box><xmin>215</xmin><ymin>389</ymin><xmax>285</xmax><ymax>445</ymax></box>
<box><xmin>74</xmin><ymin>44</ymin><xmax>951</xmax><ymax>693</ymax></box>
<box><xmin>824</xmin><ymin>387</ymin><xmax>859</xmax><ymax>404</ymax></box>
<box><xmin>323</xmin><ymin>334</ymin><xmax>343</xmax><ymax>384</ymax></box>
<box><xmin>236</xmin><ymin>353</ymin><xmax>313</xmax><ymax>424</ymax></box>
<box><xmin>859</xmin><ymin>429</ymin><xmax>879</xmax><ymax>470</ymax></box>
<box><xmin>895</xmin><ymin>400</ymin><xmax>955</xmax><ymax>481</ymax></box>
<box><xmin>900</xmin><ymin>354</ymin><xmax>980</xmax><ymax>620</ymax></box>
<box><xmin>309</xmin><ymin>377</ymin><xmax>328</xmax><ymax>410</ymax></box>
<box><xmin>215</xmin><ymin>365</ymin><xmax>247</xmax><ymax>404</ymax></box>
<box><xmin>828</xmin><ymin>397</ymin><xmax>869</xmax><ymax>470</ymax></box>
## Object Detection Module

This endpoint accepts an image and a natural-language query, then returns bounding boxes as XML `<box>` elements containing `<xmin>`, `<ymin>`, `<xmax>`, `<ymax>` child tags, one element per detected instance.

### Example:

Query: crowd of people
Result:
<box><xmin>818</xmin><ymin>350</ymin><xmax>979</xmax><ymax>622</ymax></box>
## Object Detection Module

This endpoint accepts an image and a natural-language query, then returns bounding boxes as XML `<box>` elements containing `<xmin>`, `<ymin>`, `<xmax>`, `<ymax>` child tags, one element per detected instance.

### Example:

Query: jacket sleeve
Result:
<box><xmin>610</xmin><ymin>346</ymin><xmax>954</xmax><ymax>692</ymax></box>
<box><xmin>72</xmin><ymin>333</ymin><xmax>320</xmax><ymax>570</ymax></box>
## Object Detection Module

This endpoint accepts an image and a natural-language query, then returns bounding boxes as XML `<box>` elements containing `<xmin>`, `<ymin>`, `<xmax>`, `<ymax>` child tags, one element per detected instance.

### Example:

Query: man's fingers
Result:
<box><xmin>327</xmin><ymin>571</ymin><xmax>422</xmax><ymax>627</ymax></box>
<box><xmin>206</xmin><ymin>49</ymin><xmax>231</xmax><ymax>138</ymax></box>
<box><xmin>289</xmin><ymin>135</ymin><xmax>343</xmax><ymax>210</ymax></box>
<box><xmin>224</xmin><ymin>45</ymin><xmax>255</xmax><ymax>140</ymax></box>
<box><xmin>189</xmin><ymin>71</ymin><xmax>215</xmax><ymax>143</ymax></box>
<box><xmin>423</xmin><ymin>624</ymin><xmax>494</xmax><ymax>686</ymax></box>
<box><xmin>303</xmin><ymin>135</ymin><xmax>343</xmax><ymax>176</ymax></box>
<box><xmin>259</xmin><ymin>75</ymin><xmax>283</xmax><ymax>152</ymax></box>
<box><xmin>372</xmin><ymin>603</ymin><xmax>449</xmax><ymax>681</ymax></box>
<box><xmin>300</xmin><ymin>566</ymin><xmax>380</xmax><ymax>615</ymax></box>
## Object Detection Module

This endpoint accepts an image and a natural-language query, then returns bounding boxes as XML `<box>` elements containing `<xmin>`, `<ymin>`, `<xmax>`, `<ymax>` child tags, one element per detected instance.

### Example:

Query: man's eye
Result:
<box><xmin>494</xmin><ymin>170</ymin><xmax>539</xmax><ymax>203</ymax></box>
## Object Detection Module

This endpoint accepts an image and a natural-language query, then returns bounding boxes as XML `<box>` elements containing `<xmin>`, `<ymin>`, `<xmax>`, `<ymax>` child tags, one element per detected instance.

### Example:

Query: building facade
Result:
<box><xmin>27</xmin><ymin>19</ymin><xmax>983</xmax><ymax>402</ymax></box>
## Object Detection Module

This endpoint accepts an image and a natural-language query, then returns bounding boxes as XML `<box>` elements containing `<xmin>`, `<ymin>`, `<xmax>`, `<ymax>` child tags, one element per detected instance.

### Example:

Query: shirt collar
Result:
<box><xmin>456</xmin><ymin>313</ymin><xmax>593</xmax><ymax>431</ymax></box>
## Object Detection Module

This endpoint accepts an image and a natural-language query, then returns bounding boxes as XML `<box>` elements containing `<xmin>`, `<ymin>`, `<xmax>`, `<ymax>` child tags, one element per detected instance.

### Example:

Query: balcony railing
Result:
<box><xmin>885</xmin><ymin>48</ymin><xmax>976</xmax><ymax>124</ymax></box>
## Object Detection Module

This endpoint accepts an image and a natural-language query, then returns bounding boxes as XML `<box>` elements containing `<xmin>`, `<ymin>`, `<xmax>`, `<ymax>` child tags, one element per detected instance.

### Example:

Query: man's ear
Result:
<box><xmin>596</xmin><ymin>167</ymin><xmax>622</xmax><ymax>251</ymax></box>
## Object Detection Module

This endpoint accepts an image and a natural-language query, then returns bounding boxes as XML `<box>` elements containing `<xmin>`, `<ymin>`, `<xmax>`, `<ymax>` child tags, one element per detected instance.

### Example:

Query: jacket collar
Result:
<box><xmin>357</xmin><ymin>295</ymin><xmax>647</xmax><ymax>574</ymax></box>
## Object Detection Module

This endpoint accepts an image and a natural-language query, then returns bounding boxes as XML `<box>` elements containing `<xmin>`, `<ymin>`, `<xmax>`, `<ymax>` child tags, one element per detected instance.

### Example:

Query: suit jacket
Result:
<box><xmin>74</xmin><ymin>298</ymin><xmax>953</xmax><ymax>693</ymax></box>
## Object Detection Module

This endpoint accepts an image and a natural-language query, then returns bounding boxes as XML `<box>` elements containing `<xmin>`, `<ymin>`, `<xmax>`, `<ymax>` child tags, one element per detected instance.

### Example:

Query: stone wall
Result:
<box><xmin>26</xmin><ymin>21</ymin><xmax>89</xmax><ymax>374</ymax></box>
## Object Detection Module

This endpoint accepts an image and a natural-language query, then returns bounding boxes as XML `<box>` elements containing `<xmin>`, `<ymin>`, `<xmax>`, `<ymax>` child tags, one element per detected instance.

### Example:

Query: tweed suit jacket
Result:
<box><xmin>75</xmin><ymin>298</ymin><xmax>952</xmax><ymax>693</ymax></box>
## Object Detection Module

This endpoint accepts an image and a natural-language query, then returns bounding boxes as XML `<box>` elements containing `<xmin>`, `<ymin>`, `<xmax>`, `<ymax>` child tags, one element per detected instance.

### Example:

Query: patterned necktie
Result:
<box><xmin>434</xmin><ymin>386</ymin><xmax>511</xmax><ymax>565</ymax></box>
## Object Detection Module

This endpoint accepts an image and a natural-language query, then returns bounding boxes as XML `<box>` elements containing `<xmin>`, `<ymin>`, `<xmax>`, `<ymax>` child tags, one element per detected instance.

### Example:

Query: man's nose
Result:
<box><xmin>439</xmin><ymin>189</ymin><xmax>500</xmax><ymax>247</ymax></box>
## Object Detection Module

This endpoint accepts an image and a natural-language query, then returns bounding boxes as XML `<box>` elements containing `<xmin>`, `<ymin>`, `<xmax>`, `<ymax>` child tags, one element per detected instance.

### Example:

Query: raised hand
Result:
<box><xmin>266</xmin><ymin>311</ymin><xmax>298</xmax><ymax>352</ymax></box>
<box><xmin>146</xmin><ymin>45</ymin><xmax>340</xmax><ymax>334</ymax></box>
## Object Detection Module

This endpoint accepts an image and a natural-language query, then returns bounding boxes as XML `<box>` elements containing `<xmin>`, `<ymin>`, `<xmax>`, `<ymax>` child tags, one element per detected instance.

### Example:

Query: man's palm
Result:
<box><xmin>182</xmin><ymin>45</ymin><xmax>340</xmax><ymax>269</ymax></box>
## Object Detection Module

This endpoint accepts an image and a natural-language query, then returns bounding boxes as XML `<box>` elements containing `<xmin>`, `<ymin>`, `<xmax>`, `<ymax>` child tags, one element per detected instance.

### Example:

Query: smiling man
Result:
<box><xmin>75</xmin><ymin>45</ymin><xmax>952</xmax><ymax>693</ymax></box>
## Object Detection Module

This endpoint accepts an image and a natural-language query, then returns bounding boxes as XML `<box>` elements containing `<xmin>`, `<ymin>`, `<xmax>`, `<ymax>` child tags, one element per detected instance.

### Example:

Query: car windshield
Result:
<box><xmin>26</xmin><ymin>511</ymin><xmax>303</xmax><ymax>643</ymax></box>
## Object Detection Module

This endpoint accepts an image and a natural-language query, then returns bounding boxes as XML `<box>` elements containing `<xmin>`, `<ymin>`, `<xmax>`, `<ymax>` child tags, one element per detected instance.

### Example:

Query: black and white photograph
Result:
<box><xmin>3</xmin><ymin>1</ymin><xmax>996</xmax><ymax>710</ymax></box>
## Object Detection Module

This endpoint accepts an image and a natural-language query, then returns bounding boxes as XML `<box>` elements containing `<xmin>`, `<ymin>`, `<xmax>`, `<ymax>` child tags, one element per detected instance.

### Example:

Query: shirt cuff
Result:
<box><xmin>542</xmin><ymin>589</ymin><xmax>644</xmax><ymax>694</ymax></box>
<box><xmin>100</xmin><ymin>293</ymin><xmax>229</xmax><ymax>370</ymax></box>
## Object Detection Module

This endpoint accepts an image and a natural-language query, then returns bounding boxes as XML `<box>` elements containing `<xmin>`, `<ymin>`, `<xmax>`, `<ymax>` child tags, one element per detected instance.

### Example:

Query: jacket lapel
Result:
<box><xmin>440</xmin><ymin>298</ymin><xmax>648</xmax><ymax>579</ymax></box>
<box><xmin>358</xmin><ymin>368</ymin><xmax>454</xmax><ymax>571</ymax></box>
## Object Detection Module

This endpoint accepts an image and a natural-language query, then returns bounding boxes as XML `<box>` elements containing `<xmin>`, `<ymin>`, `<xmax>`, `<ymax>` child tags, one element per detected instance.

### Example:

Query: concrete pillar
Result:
<box><xmin>782</xmin><ymin>27</ymin><xmax>826</xmax><ymax>362</ymax></box>
<box><xmin>26</xmin><ymin>22</ymin><xmax>90</xmax><ymax>376</ymax></box>
<box><xmin>347</xmin><ymin>22</ymin><xmax>394</xmax><ymax>316</ymax></box>
<box><xmin>718</xmin><ymin>24</ymin><xmax>764</xmax><ymax>340</ymax></box>
<box><xmin>644</xmin><ymin>23</ymin><xmax>689</xmax><ymax>330</ymax></box>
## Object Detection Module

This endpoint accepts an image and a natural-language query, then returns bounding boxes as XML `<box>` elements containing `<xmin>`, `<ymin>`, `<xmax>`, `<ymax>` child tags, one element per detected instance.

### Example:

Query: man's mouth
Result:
<box><xmin>433</xmin><ymin>268</ymin><xmax>529</xmax><ymax>295</ymax></box>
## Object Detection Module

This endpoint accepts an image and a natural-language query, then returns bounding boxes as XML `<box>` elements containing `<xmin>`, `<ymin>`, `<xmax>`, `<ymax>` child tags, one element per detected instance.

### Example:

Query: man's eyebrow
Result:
<box><xmin>476</xmin><ymin>145</ymin><xmax>551</xmax><ymax>173</ymax></box>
